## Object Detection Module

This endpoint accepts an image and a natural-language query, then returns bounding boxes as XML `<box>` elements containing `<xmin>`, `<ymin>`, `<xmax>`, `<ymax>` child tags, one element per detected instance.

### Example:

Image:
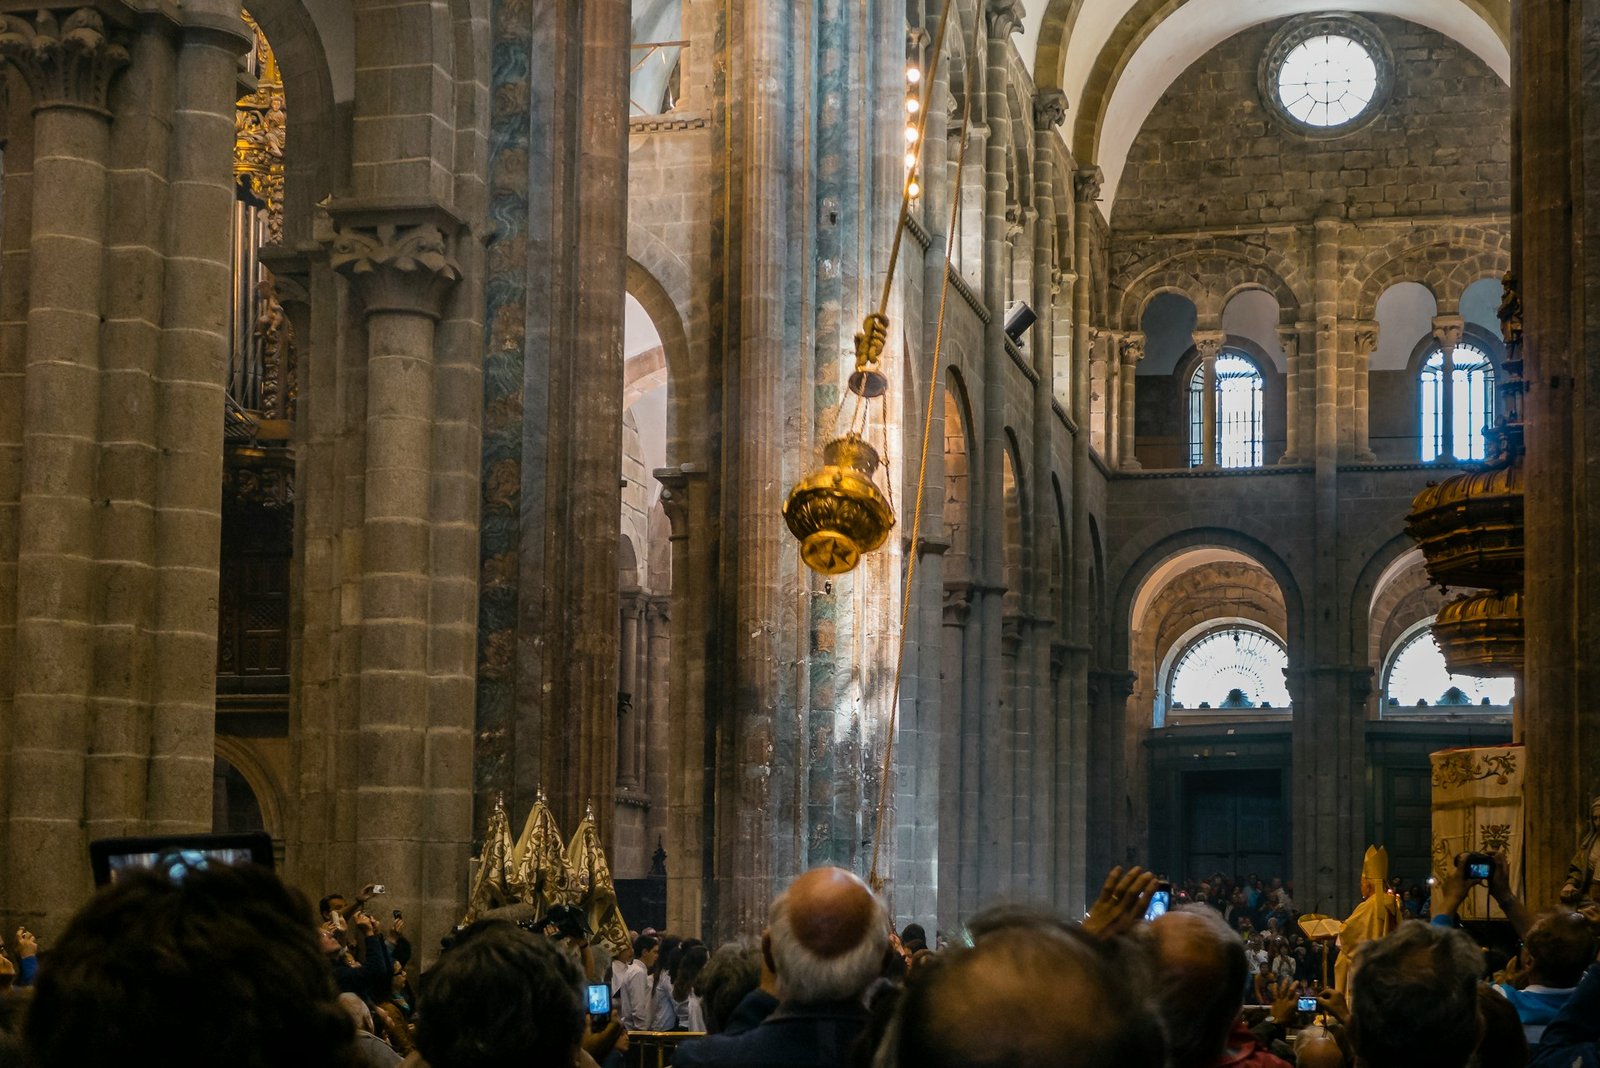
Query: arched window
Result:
<box><xmin>1168</xmin><ymin>625</ymin><xmax>1291</xmax><ymax>712</ymax></box>
<box><xmin>1189</xmin><ymin>352</ymin><xmax>1264</xmax><ymax>468</ymax></box>
<box><xmin>1382</xmin><ymin>624</ymin><xmax>1515</xmax><ymax>712</ymax></box>
<box><xmin>1420</xmin><ymin>341</ymin><xmax>1495</xmax><ymax>462</ymax></box>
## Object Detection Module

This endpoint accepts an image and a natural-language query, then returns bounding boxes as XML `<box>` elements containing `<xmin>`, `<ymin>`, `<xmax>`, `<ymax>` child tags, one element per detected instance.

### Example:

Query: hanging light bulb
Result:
<box><xmin>907</xmin><ymin>179</ymin><xmax>922</xmax><ymax>199</ymax></box>
<box><xmin>904</xmin><ymin>126</ymin><xmax>919</xmax><ymax>144</ymax></box>
<box><xmin>904</xmin><ymin>151</ymin><xmax>917</xmax><ymax>170</ymax></box>
<box><xmin>906</xmin><ymin>65</ymin><xmax>921</xmax><ymax>84</ymax></box>
<box><xmin>906</xmin><ymin>96</ymin><xmax>920</xmax><ymax>114</ymax></box>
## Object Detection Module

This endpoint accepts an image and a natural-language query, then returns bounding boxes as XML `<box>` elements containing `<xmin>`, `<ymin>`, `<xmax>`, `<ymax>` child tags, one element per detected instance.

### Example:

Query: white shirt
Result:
<box><xmin>617</xmin><ymin>959</ymin><xmax>650</xmax><ymax>1030</ymax></box>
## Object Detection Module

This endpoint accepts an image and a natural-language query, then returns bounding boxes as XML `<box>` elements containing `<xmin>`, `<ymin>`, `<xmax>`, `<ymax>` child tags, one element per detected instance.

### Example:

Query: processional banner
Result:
<box><xmin>1430</xmin><ymin>744</ymin><xmax>1524</xmax><ymax>920</ymax></box>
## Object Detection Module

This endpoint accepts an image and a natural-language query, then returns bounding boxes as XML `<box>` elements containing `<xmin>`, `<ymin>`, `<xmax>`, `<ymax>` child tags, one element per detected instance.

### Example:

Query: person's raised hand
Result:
<box><xmin>1083</xmin><ymin>865</ymin><xmax>1159</xmax><ymax>939</ymax></box>
<box><xmin>355</xmin><ymin>911</ymin><xmax>379</xmax><ymax>936</ymax></box>
<box><xmin>1487</xmin><ymin>851</ymin><xmax>1515</xmax><ymax>903</ymax></box>
<box><xmin>1269</xmin><ymin>978</ymin><xmax>1300</xmax><ymax>1024</ymax></box>
<box><xmin>390</xmin><ymin>917</ymin><xmax>406</xmax><ymax>938</ymax></box>
<box><xmin>1437</xmin><ymin>854</ymin><xmax>1473</xmax><ymax>917</ymax></box>
<box><xmin>1561</xmin><ymin>881</ymin><xmax>1582</xmax><ymax>904</ymax></box>
<box><xmin>15</xmin><ymin>928</ymin><xmax>36</xmax><ymax>958</ymax></box>
<box><xmin>1316</xmin><ymin>987</ymin><xmax>1350</xmax><ymax>1027</ymax></box>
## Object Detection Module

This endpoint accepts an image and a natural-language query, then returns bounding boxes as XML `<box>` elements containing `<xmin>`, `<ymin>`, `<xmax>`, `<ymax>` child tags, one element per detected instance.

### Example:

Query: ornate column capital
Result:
<box><xmin>0</xmin><ymin>8</ymin><xmax>128</xmax><ymax>115</ymax></box>
<box><xmin>1275</xmin><ymin>324</ymin><xmax>1300</xmax><ymax>360</ymax></box>
<box><xmin>1431</xmin><ymin>314</ymin><xmax>1464</xmax><ymax>355</ymax></box>
<box><xmin>1074</xmin><ymin>166</ymin><xmax>1104</xmax><ymax>205</ymax></box>
<box><xmin>1193</xmin><ymin>330</ymin><xmax>1226</xmax><ymax>361</ymax></box>
<box><xmin>655</xmin><ymin>465</ymin><xmax>707</xmax><ymax>540</ymax></box>
<box><xmin>1118</xmin><ymin>333</ymin><xmax>1145</xmax><ymax>365</ymax></box>
<box><xmin>1033</xmin><ymin>89</ymin><xmax>1067</xmax><ymax>130</ymax></box>
<box><xmin>1353</xmin><ymin>320</ymin><xmax>1380</xmax><ymax>356</ymax></box>
<box><xmin>986</xmin><ymin>0</ymin><xmax>1025</xmax><ymax>38</ymax></box>
<box><xmin>327</xmin><ymin>202</ymin><xmax>463</xmax><ymax>320</ymax></box>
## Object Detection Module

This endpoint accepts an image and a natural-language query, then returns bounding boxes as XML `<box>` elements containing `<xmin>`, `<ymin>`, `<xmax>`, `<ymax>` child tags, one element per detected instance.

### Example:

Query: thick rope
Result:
<box><xmin>868</xmin><ymin>60</ymin><xmax>975</xmax><ymax>894</ymax></box>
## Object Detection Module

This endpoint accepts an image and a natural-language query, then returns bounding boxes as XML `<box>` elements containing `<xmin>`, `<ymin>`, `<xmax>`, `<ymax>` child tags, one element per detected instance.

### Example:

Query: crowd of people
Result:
<box><xmin>0</xmin><ymin>851</ymin><xmax>1598</xmax><ymax>1067</ymax></box>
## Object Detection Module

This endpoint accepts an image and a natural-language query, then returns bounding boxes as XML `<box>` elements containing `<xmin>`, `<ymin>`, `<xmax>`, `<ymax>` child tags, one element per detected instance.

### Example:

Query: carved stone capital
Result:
<box><xmin>0</xmin><ymin>8</ymin><xmax>128</xmax><ymax>115</ymax></box>
<box><xmin>329</xmin><ymin>209</ymin><xmax>462</xmax><ymax>320</ymax></box>
<box><xmin>1074</xmin><ymin>166</ymin><xmax>1104</xmax><ymax>205</ymax></box>
<box><xmin>1119</xmin><ymin>333</ymin><xmax>1145</xmax><ymax>365</ymax></box>
<box><xmin>1275</xmin><ymin>325</ymin><xmax>1300</xmax><ymax>360</ymax></box>
<box><xmin>1353</xmin><ymin>320</ymin><xmax>1379</xmax><ymax>356</ymax></box>
<box><xmin>1033</xmin><ymin>89</ymin><xmax>1067</xmax><ymax>130</ymax></box>
<box><xmin>1193</xmin><ymin>330</ymin><xmax>1226</xmax><ymax>361</ymax></box>
<box><xmin>986</xmin><ymin>0</ymin><xmax>1025</xmax><ymax>38</ymax></box>
<box><xmin>1431</xmin><ymin>314</ymin><xmax>1465</xmax><ymax>355</ymax></box>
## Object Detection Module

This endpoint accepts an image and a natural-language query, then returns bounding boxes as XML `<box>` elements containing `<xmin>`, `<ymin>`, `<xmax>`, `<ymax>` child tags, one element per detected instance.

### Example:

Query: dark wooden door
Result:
<box><xmin>1183</xmin><ymin>770</ymin><xmax>1286</xmax><ymax>881</ymax></box>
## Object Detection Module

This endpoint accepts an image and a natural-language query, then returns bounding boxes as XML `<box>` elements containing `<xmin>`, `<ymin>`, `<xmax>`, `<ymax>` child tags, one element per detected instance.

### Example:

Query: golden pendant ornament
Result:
<box><xmin>784</xmin><ymin>433</ymin><xmax>896</xmax><ymax>575</ymax></box>
<box><xmin>784</xmin><ymin>313</ymin><xmax>898</xmax><ymax>575</ymax></box>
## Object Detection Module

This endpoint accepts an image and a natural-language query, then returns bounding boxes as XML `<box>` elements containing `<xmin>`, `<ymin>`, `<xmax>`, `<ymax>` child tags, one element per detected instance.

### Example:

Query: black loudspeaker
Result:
<box><xmin>1003</xmin><ymin>301</ymin><xmax>1037</xmax><ymax>342</ymax></box>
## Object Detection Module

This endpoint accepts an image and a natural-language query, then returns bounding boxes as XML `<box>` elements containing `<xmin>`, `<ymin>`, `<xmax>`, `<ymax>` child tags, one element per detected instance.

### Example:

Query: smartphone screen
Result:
<box><xmin>586</xmin><ymin>983</ymin><xmax>611</xmax><ymax>1016</ymax></box>
<box><xmin>1144</xmin><ymin>889</ymin><xmax>1171</xmax><ymax>922</ymax></box>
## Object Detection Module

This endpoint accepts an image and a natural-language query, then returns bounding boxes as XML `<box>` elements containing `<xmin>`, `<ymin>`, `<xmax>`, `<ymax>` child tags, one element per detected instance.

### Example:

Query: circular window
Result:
<box><xmin>1260</xmin><ymin>16</ymin><xmax>1392</xmax><ymax>137</ymax></box>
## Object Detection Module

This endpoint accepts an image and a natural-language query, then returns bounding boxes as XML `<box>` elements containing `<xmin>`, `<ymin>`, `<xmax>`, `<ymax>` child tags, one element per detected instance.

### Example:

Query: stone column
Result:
<box><xmin>978</xmin><ymin>0</ymin><xmax>1024</xmax><ymax>903</ymax></box>
<box><xmin>1432</xmin><ymin>315</ymin><xmax>1464</xmax><ymax>461</ymax></box>
<box><xmin>1118</xmin><ymin>333</ymin><xmax>1144</xmax><ymax>469</ymax></box>
<box><xmin>617</xmin><ymin>591</ymin><xmax>641</xmax><ymax>791</ymax></box>
<box><xmin>1031</xmin><ymin>88</ymin><xmax>1066</xmax><ymax>899</ymax></box>
<box><xmin>722</xmin><ymin>0</ymin><xmax>795</xmax><ymax>936</ymax></box>
<box><xmin>659</xmin><ymin>467</ymin><xmax>709</xmax><ymax>935</ymax></box>
<box><xmin>330</xmin><ymin>209</ymin><xmax>461</xmax><ymax>915</ymax></box>
<box><xmin>1519</xmin><ymin>0</ymin><xmax>1588</xmax><ymax>907</ymax></box>
<box><xmin>1087</xmin><ymin>668</ymin><xmax>1137</xmax><ymax>881</ymax></box>
<box><xmin>147</xmin><ymin>10</ymin><xmax>253</xmax><ymax>833</ymax></box>
<box><xmin>1194</xmin><ymin>331</ymin><xmax>1224</xmax><ymax>468</ymax></box>
<box><xmin>1278</xmin><ymin>325</ymin><xmax>1302</xmax><ymax>463</ymax></box>
<box><xmin>1352</xmin><ymin>321</ymin><xmax>1378</xmax><ymax>462</ymax></box>
<box><xmin>0</xmin><ymin>48</ymin><xmax>34</xmax><ymax>877</ymax></box>
<box><xmin>1070</xmin><ymin>166</ymin><xmax>1101</xmax><ymax>906</ymax></box>
<box><xmin>0</xmin><ymin>7</ymin><xmax>128</xmax><ymax>928</ymax></box>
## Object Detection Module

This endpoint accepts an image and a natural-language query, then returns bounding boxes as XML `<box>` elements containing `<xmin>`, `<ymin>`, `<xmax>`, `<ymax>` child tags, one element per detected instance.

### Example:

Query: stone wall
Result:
<box><xmin>1114</xmin><ymin>15</ymin><xmax>1510</xmax><ymax>231</ymax></box>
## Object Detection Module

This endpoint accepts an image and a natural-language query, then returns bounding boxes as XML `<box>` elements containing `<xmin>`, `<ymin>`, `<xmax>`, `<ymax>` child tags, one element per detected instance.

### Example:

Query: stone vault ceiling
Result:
<box><xmin>1022</xmin><ymin>0</ymin><xmax>1511</xmax><ymax>219</ymax></box>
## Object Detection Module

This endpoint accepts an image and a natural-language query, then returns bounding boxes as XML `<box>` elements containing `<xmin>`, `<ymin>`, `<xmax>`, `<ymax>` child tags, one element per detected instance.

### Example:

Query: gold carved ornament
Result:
<box><xmin>236</xmin><ymin>10</ymin><xmax>285</xmax><ymax>245</ymax></box>
<box><xmin>1404</xmin><ymin>274</ymin><xmax>1526</xmax><ymax>677</ymax></box>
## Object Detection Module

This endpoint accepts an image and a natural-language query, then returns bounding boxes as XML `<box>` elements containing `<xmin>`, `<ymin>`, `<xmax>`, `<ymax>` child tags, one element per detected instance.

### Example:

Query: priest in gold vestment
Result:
<box><xmin>1334</xmin><ymin>845</ymin><xmax>1403</xmax><ymax>992</ymax></box>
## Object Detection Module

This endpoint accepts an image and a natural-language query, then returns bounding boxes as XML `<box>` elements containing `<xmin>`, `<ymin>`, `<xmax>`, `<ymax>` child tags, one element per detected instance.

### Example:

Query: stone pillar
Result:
<box><xmin>0</xmin><ymin>7</ymin><xmax>128</xmax><ymax>927</ymax></box>
<box><xmin>722</xmin><ymin>0</ymin><xmax>795</xmax><ymax>936</ymax></box>
<box><xmin>0</xmin><ymin>44</ymin><xmax>34</xmax><ymax>879</ymax></box>
<box><xmin>1070</xmin><ymin>166</ymin><xmax>1101</xmax><ymax>906</ymax></box>
<box><xmin>617</xmin><ymin>591</ymin><xmax>641</xmax><ymax>790</ymax></box>
<box><xmin>1118</xmin><ymin>333</ymin><xmax>1144</xmax><ymax>469</ymax></box>
<box><xmin>1278</xmin><ymin>325</ymin><xmax>1302</xmax><ymax>463</ymax></box>
<box><xmin>1432</xmin><ymin>315</ymin><xmax>1464</xmax><ymax>461</ymax></box>
<box><xmin>1031</xmin><ymin>88</ymin><xmax>1066</xmax><ymax>900</ymax></box>
<box><xmin>1194</xmin><ymin>331</ymin><xmax>1224</xmax><ymax>468</ymax></box>
<box><xmin>1518</xmin><ymin>0</ymin><xmax>1593</xmax><ymax>907</ymax></box>
<box><xmin>978</xmin><ymin>0</ymin><xmax>1024</xmax><ymax>903</ymax></box>
<box><xmin>330</xmin><ymin>209</ymin><xmax>462</xmax><ymax>921</ymax></box>
<box><xmin>1353</xmin><ymin>321</ymin><xmax>1378</xmax><ymax>463</ymax></box>
<box><xmin>658</xmin><ymin>467</ymin><xmax>709</xmax><ymax>935</ymax></box>
<box><xmin>147</xmin><ymin>9</ymin><xmax>253</xmax><ymax>834</ymax></box>
<box><xmin>1087</xmin><ymin>668</ymin><xmax>1137</xmax><ymax>880</ymax></box>
<box><xmin>1312</xmin><ymin>214</ymin><xmax>1341</xmax><ymax>469</ymax></box>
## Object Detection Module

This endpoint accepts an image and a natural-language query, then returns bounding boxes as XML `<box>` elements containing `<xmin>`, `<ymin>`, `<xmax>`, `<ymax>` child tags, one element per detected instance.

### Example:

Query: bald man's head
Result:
<box><xmin>1296</xmin><ymin>1033</ymin><xmax>1345</xmax><ymax>1068</ymax></box>
<box><xmin>765</xmin><ymin>867</ymin><xmax>887</xmax><ymax>1004</ymax></box>
<box><xmin>884</xmin><ymin>921</ymin><xmax>1165</xmax><ymax>1068</ymax></box>
<box><xmin>1145</xmin><ymin>907</ymin><xmax>1248</xmax><ymax>1068</ymax></box>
